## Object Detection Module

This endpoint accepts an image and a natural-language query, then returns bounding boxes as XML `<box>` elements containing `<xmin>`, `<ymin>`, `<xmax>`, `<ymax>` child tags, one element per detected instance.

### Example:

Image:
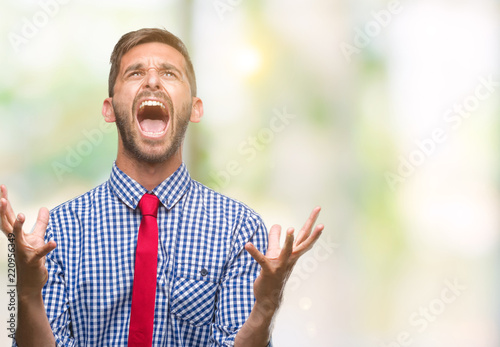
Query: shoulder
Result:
<box><xmin>48</xmin><ymin>181</ymin><xmax>110</xmax><ymax>224</ymax></box>
<box><xmin>188</xmin><ymin>180</ymin><xmax>268</xmax><ymax>253</ymax></box>
<box><xmin>189</xmin><ymin>180</ymin><xmax>264</xmax><ymax>227</ymax></box>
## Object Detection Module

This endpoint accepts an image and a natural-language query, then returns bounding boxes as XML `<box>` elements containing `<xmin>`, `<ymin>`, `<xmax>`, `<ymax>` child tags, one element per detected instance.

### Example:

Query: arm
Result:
<box><xmin>0</xmin><ymin>185</ymin><xmax>56</xmax><ymax>347</ymax></box>
<box><xmin>235</xmin><ymin>207</ymin><xmax>324</xmax><ymax>347</ymax></box>
<box><xmin>210</xmin><ymin>213</ymin><xmax>269</xmax><ymax>346</ymax></box>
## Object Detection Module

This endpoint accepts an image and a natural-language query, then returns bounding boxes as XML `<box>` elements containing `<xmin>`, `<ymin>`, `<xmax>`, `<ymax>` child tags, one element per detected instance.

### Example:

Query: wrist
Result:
<box><xmin>253</xmin><ymin>299</ymin><xmax>280</xmax><ymax>322</ymax></box>
<box><xmin>17</xmin><ymin>285</ymin><xmax>43</xmax><ymax>302</ymax></box>
<box><xmin>254</xmin><ymin>288</ymin><xmax>283</xmax><ymax>313</ymax></box>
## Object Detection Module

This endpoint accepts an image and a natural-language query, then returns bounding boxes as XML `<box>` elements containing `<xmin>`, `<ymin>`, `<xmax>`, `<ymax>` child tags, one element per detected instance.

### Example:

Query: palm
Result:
<box><xmin>0</xmin><ymin>185</ymin><xmax>56</xmax><ymax>292</ymax></box>
<box><xmin>24</xmin><ymin>232</ymin><xmax>47</xmax><ymax>251</ymax></box>
<box><xmin>245</xmin><ymin>207</ymin><xmax>324</xmax><ymax>307</ymax></box>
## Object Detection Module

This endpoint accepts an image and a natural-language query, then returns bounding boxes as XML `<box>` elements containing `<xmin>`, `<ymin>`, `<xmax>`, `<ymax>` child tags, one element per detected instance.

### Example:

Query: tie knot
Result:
<box><xmin>138</xmin><ymin>193</ymin><xmax>159</xmax><ymax>217</ymax></box>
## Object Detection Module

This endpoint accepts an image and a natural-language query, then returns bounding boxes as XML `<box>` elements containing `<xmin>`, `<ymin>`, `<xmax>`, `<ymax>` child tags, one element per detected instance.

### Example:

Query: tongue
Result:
<box><xmin>140</xmin><ymin>119</ymin><xmax>166</xmax><ymax>133</ymax></box>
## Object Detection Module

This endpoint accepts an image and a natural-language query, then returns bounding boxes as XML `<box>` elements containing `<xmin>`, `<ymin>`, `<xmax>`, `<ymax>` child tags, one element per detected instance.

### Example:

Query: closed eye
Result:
<box><xmin>127</xmin><ymin>70</ymin><xmax>144</xmax><ymax>78</ymax></box>
<box><xmin>161</xmin><ymin>70</ymin><xmax>178</xmax><ymax>79</ymax></box>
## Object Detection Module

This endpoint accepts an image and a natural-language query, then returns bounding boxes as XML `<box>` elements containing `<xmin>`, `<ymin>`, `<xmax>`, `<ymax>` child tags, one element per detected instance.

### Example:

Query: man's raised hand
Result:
<box><xmin>0</xmin><ymin>185</ymin><xmax>56</xmax><ymax>296</ymax></box>
<box><xmin>245</xmin><ymin>206</ymin><xmax>324</xmax><ymax>309</ymax></box>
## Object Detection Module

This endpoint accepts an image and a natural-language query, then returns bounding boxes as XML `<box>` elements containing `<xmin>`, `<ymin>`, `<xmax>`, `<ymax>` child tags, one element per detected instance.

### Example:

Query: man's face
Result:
<box><xmin>103</xmin><ymin>42</ymin><xmax>202</xmax><ymax>163</ymax></box>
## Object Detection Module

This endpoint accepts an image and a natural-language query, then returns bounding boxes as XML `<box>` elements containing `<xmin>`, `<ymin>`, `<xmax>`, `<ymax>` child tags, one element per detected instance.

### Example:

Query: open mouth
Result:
<box><xmin>136</xmin><ymin>100</ymin><xmax>169</xmax><ymax>138</ymax></box>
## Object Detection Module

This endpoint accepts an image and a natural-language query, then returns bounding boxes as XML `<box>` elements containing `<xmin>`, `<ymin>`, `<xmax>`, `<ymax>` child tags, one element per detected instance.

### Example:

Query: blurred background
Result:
<box><xmin>1</xmin><ymin>0</ymin><xmax>499</xmax><ymax>346</ymax></box>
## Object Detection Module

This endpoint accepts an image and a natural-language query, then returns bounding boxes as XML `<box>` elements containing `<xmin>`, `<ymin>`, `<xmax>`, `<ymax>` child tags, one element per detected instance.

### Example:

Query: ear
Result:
<box><xmin>189</xmin><ymin>97</ymin><xmax>204</xmax><ymax>123</ymax></box>
<box><xmin>102</xmin><ymin>97</ymin><xmax>116</xmax><ymax>123</ymax></box>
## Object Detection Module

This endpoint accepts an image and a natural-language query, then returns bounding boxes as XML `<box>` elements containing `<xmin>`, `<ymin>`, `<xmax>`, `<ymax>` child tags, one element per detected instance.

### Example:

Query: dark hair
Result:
<box><xmin>108</xmin><ymin>28</ymin><xmax>197</xmax><ymax>97</ymax></box>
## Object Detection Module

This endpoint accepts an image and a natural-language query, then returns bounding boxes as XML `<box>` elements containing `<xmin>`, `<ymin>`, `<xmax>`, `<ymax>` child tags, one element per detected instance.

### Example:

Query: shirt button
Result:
<box><xmin>200</xmin><ymin>268</ymin><xmax>208</xmax><ymax>277</ymax></box>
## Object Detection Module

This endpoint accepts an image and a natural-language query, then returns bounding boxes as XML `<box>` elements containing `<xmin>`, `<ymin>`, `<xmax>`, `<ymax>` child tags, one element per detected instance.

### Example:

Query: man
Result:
<box><xmin>0</xmin><ymin>28</ymin><xmax>323</xmax><ymax>346</ymax></box>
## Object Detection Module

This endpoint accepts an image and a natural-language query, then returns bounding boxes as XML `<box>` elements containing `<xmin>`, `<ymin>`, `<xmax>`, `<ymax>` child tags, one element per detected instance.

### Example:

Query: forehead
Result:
<box><xmin>119</xmin><ymin>42</ymin><xmax>187</xmax><ymax>73</ymax></box>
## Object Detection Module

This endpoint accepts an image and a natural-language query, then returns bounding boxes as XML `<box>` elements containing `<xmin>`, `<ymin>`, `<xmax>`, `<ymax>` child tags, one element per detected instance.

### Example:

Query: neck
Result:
<box><xmin>115</xmin><ymin>147</ymin><xmax>183</xmax><ymax>191</ymax></box>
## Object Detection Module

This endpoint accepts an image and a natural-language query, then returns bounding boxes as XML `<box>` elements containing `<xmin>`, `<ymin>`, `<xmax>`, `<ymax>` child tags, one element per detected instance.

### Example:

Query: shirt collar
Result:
<box><xmin>108</xmin><ymin>162</ymin><xmax>191</xmax><ymax>210</ymax></box>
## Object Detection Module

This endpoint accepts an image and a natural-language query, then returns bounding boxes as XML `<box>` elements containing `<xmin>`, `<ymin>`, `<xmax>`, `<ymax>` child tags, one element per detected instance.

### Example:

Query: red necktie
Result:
<box><xmin>128</xmin><ymin>193</ymin><xmax>159</xmax><ymax>347</ymax></box>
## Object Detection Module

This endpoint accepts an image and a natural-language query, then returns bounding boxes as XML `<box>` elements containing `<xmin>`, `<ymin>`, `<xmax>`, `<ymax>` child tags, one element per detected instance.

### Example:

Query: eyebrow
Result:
<box><xmin>123</xmin><ymin>62</ymin><xmax>184</xmax><ymax>78</ymax></box>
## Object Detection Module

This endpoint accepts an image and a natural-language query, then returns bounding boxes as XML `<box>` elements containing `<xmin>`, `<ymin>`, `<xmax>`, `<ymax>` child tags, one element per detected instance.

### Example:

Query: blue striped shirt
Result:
<box><xmin>15</xmin><ymin>162</ymin><xmax>269</xmax><ymax>346</ymax></box>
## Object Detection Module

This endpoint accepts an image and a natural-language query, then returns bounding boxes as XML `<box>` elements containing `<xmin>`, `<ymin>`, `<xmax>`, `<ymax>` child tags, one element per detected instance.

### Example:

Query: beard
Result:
<box><xmin>113</xmin><ymin>95</ymin><xmax>191</xmax><ymax>164</ymax></box>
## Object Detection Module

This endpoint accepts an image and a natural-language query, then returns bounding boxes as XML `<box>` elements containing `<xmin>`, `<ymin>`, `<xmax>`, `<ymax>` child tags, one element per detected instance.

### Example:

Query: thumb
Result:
<box><xmin>36</xmin><ymin>240</ymin><xmax>57</xmax><ymax>259</ymax></box>
<box><xmin>245</xmin><ymin>242</ymin><xmax>268</xmax><ymax>269</ymax></box>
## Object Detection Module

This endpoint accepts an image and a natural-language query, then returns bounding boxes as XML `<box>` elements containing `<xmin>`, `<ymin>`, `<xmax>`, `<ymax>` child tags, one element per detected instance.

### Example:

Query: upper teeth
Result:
<box><xmin>140</xmin><ymin>100</ymin><xmax>165</xmax><ymax>109</ymax></box>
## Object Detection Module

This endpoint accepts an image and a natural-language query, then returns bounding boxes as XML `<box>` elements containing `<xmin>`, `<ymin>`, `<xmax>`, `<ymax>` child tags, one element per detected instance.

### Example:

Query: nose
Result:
<box><xmin>144</xmin><ymin>68</ymin><xmax>161</xmax><ymax>90</ymax></box>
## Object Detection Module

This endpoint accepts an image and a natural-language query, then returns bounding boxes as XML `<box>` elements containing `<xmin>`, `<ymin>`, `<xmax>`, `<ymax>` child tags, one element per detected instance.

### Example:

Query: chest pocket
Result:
<box><xmin>170</xmin><ymin>263</ymin><xmax>222</xmax><ymax>326</ymax></box>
